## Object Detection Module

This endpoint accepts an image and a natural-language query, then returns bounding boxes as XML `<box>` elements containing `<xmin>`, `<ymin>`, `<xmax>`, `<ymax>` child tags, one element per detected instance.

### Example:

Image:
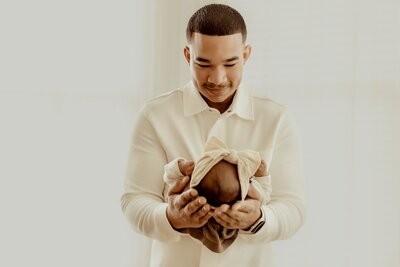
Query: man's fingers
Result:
<box><xmin>197</xmin><ymin>208</ymin><xmax>213</xmax><ymax>224</ymax></box>
<box><xmin>173</xmin><ymin>188</ymin><xmax>198</xmax><ymax>209</ymax></box>
<box><xmin>168</xmin><ymin>176</ymin><xmax>190</xmax><ymax>196</ymax></box>
<box><xmin>214</xmin><ymin>213</ymin><xmax>239</xmax><ymax>229</ymax></box>
<box><xmin>231</xmin><ymin>201</ymin><xmax>248</xmax><ymax>212</ymax></box>
<box><xmin>185</xmin><ymin>196</ymin><xmax>206</xmax><ymax>214</ymax></box>
<box><xmin>219</xmin><ymin>204</ymin><xmax>230</xmax><ymax>213</ymax></box>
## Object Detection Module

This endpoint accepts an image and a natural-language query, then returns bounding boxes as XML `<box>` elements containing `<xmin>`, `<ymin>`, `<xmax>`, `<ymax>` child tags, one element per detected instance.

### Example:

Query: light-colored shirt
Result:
<box><xmin>121</xmin><ymin>81</ymin><xmax>305</xmax><ymax>267</ymax></box>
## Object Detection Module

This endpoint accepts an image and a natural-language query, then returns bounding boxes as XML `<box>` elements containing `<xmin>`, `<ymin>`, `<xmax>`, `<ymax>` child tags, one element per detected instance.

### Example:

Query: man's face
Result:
<box><xmin>184</xmin><ymin>33</ymin><xmax>251</xmax><ymax>108</ymax></box>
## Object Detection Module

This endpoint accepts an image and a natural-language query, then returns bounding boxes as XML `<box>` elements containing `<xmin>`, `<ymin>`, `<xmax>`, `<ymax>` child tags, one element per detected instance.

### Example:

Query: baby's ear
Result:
<box><xmin>178</xmin><ymin>160</ymin><xmax>195</xmax><ymax>176</ymax></box>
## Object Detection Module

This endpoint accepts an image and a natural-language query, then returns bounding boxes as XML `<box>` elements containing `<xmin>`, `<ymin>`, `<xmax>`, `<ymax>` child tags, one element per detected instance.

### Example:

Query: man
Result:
<box><xmin>121</xmin><ymin>4</ymin><xmax>305</xmax><ymax>267</ymax></box>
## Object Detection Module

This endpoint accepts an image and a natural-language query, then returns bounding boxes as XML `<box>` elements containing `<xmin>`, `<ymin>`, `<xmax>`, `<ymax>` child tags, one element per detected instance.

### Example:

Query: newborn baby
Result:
<box><xmin>192</xmin><ymin>159</ymin><xmax>267</xmax><ymax>207</ymax></box>
<box><xmin>163</xmin><ymin>136</ymin><xmax>271</xmax><ymax>253</ymax></box>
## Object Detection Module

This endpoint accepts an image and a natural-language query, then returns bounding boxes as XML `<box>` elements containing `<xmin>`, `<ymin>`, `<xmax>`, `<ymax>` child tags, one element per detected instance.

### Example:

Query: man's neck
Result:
<box><xmin>201</xmin><ymin>92</ymin><xmax>236</xmax><ymax>114</ymax></box>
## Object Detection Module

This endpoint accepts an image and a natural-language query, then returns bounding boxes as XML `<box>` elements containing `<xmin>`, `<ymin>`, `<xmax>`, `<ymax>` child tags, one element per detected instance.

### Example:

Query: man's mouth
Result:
<box><xmin>203</xmin><ymin>83</ymin><xmax>230</xmax><ymax>90</ymax></box>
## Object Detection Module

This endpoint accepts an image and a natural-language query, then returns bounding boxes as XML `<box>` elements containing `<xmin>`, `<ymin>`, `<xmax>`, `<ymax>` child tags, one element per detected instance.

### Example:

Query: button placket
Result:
<box><xmin>207</xmin><ymin>113</ymin><xmax>230</xmax><ymax>140</ymax></box>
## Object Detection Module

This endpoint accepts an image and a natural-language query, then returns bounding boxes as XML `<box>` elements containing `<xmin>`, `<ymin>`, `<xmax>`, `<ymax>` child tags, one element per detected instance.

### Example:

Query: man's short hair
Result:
<box><xmin>186</xmin><ymin>4</ymin><xmax>247</xmax><ymax>43</ymax></box>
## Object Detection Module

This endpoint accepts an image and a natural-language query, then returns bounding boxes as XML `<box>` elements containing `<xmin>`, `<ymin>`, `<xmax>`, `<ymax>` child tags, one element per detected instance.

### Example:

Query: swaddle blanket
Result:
<box><xmin>181</xmin><ymin>136</ymin><xmax>262</xmax><ymax>253</ymax></box>
<box><xmin>190</xmin><ymin>136</ymin><xmax>261</xmax><ymax>200</ymax></box>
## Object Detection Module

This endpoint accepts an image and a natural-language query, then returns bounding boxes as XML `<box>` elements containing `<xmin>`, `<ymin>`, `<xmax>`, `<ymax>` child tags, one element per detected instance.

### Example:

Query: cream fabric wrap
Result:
<box><xmin>190</xmin><ymin>136</ymin><xmax>262</xmax><ymax>200</ymax></box>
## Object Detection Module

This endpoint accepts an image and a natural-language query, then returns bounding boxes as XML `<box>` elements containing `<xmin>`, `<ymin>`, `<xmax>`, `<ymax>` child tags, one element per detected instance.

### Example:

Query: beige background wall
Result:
<box><xmin>1</xmin><ymin>1</ymin><xmax>399</xmax><ymax>266</ymax></box>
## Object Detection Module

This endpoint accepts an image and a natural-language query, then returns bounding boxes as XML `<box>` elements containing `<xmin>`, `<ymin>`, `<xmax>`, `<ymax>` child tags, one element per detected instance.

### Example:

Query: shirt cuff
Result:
<box><xmin>154</xmin><ymin>203</ymin><xmax>184</xmax><ymax>242</ymax></box>
<box><xmin>163</xmin><ymin>158</ymin><xmax>186</xmax><ymax>184</ymax></box>
<box><xmin>239</xmin><ymin>207</ymin><xmax>266</xmax><ymax>235</ymax></box>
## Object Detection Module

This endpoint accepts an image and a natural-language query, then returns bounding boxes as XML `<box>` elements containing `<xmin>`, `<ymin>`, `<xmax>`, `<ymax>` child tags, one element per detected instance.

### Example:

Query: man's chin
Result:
<box><xmin>206</xmin><ymin>95</ymin><xmax>231</xmax><ymax>104</ymax></box>
<box><xmin>204</xmin><ymin>88</ymin><xmax>232</xmax><ymax>98</ymax></box>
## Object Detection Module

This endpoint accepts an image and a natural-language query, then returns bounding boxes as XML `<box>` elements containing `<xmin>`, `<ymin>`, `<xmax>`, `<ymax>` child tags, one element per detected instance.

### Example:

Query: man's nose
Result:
<box><xmin>207</xmin><ymin>67</ymin><xmax>227</xmax><ymax>85</ymax></box>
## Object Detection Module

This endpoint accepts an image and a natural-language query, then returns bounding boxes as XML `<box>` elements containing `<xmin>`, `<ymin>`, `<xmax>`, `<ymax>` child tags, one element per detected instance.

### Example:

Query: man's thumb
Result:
<box><xmin>168</xmin><ymin>176</ymin><xmax>190</xmax><ymax>196</ymax></box>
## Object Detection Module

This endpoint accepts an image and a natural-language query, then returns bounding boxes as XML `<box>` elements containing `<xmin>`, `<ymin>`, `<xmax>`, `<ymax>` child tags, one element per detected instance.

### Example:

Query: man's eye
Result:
<box><xmin>224</xmin><ymin>64</ymin><xmax>236</xmax><ymax>67</ymax></box>
<box><xmin>195</xmin><ymin>62</ymin><xmax>210</xmax><ymax>68</ymax></box>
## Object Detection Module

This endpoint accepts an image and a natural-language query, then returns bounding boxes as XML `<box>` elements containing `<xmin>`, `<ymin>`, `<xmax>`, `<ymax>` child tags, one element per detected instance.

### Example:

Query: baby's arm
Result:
<box><xmin>163</xmin><ymin>158</ymin><xmax>195</xmax><ymax>202</ymax></box>
<box><xmin>163</xmin><ymin>158</ymin><xmax>194</xmax><ymax>184</ymax></box>
<box><xmin>178</xmin><ymin>159</ymin><xmax>194</xmax><ymax>177</ymax></box>
<box><xmin>254</xmin><ymin>160</ymin><xmax>267</xmax><ymax>176</ymax></box>
<box><xmin>250</xmin><ymin>160</ymin><xmax>272</xmax><ymax>204</ymax></box>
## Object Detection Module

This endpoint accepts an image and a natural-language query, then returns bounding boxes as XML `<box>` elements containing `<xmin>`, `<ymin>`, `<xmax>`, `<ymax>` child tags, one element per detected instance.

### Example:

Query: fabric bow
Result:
<box><xmin>190</xmin><ymin>136</ymin><xmax>261</xmax><ymax>200</ymax></box>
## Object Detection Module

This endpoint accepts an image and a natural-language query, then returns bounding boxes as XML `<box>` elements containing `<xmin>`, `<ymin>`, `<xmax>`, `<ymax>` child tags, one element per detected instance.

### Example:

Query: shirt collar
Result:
<box><xmin>183</xmin><ymin>81</ymin><xmax>209</xmax><ymax>116</ymax></box>
<box><xmin>228</xmin><ymin>83</ymin><xmax>254</xmax><ymax>121</ymax></box>
<box><xmin>183</xmin><ymin>81</ymin><xmax>254</xmax><ymax>121</ymax></box>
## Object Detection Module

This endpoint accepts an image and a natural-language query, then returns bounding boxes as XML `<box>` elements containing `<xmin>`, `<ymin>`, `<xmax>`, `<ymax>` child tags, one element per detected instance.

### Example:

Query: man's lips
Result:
<box><xmin>203</xmin><ymin>84</ymin><xmax>230</xmax><ymax>91</ymax></box>
<box><xmin>203</xmin><ymin>87</ymin><xmax>229</xmax><ymax>96</ymax></box>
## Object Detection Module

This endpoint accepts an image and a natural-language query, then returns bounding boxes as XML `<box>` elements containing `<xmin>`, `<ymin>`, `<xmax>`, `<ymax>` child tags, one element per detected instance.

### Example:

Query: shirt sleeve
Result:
<box><xmin>250</xmin><ymin>174</ymin><xmax>272</xmax><ymax>204</ymax></box>
<box><xmin>240</xmin><ymin>110</ymin><xmax>306</xmax><ymax>242</ymax></box>
<box><xmin>120</xmin><ymin>107</ymin><xmax>184</xmax><ymax>242</ymax></box>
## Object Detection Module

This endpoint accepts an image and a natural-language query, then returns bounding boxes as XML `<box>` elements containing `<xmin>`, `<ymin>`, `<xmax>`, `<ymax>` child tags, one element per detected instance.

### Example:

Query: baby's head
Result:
<box><xmin>195</xmin><ymin>160</ymin><xmax>241</xmax><ymax>207</ymax></box>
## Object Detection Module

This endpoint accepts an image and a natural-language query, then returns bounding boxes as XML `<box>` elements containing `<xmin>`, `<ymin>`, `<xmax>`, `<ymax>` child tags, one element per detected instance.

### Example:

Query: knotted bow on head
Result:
<box><xmin>190</xmin><ymin>136</ymin><xmax>261</xmax><ymax>201</ymax></box>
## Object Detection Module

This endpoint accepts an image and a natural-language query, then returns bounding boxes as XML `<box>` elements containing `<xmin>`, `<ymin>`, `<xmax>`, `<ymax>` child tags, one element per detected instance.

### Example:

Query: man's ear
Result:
<box><xmin>243</xmin><ymin>44</ymin><xmax>252</xmax><ymax>63</ymax></box>
<box><xmin>184</xmin><ymin>46</ymin><xmax>191</xmax><ymax>64</ymax></box>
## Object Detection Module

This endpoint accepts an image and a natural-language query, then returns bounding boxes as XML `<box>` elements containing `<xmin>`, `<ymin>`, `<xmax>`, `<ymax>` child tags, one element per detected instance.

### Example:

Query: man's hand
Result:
<box><xmin>166</xmin><ymin>176</ymin><xmax>213</xmax><ymax>229</ymax></box>
<box><xmin>213</xmin><ymin>184</ymin><xmax>263</xmax><ymax>230</ymax></box>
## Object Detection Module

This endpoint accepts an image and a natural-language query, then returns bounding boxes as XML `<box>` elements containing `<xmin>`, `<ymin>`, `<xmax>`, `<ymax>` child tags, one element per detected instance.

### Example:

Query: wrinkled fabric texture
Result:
<box><xmin>180</xmin><ymin>218</ymin><xmax>238</xmax><ymax>253</ymax></box>
<box><xmin>122</xmin><ymin>82</ymin><xmax>305</xmax><ymax>267</ymax></box>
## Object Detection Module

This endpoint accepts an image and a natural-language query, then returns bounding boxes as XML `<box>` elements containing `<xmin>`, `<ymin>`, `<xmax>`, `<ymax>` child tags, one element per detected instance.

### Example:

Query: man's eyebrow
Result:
<box><xmin>194</xmin><ymin>56</ymin><xmax>239</xmax><ymax>63</ymax></box>
<box><xmin>224</xmin><ymin>56</ymin><xmax>239</xmax><ymax>62</ymax></box>
<box><xmin>194</xmin><ymin>57</ymin><xmax>210</xmax><ymax>63</ymax></box>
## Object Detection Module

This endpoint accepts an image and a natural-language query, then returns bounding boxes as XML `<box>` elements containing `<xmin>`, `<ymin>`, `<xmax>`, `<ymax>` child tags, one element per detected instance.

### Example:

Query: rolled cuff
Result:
<box><xmin>153</xmin><ymin>203</ymin><xmax>184</xmax><ymax>242</ymax></box>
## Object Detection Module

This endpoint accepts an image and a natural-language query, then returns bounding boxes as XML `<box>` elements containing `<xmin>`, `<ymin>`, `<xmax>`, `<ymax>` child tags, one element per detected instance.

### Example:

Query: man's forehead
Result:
<box><xmin>189</xmin><ymin>33</ymin><xmax>244</xmax><ymax>62</ymax></box>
